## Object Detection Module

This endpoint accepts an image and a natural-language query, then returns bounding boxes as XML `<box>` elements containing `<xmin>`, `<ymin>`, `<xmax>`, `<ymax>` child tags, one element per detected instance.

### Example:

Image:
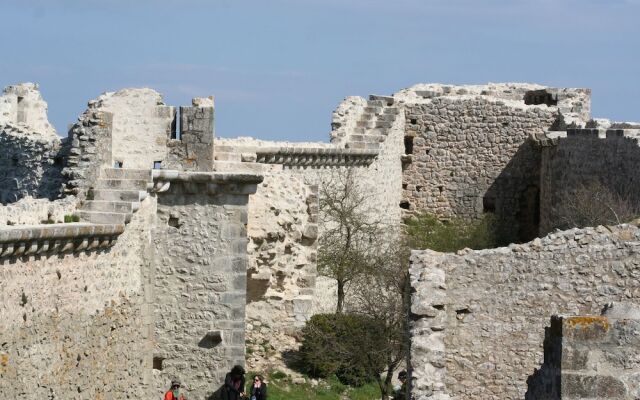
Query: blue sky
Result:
<box><xmin>1</xmin><ymin>0</ymin><xmax>638</xmax><ymax>141</ymax></box>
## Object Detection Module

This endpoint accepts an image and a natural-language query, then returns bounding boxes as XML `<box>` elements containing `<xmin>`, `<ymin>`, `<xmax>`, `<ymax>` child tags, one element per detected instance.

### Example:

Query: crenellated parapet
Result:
<box><xmin>0</xmin><ymin>222</ymin><xmax>123</xmax><ymax>259</ymax></box>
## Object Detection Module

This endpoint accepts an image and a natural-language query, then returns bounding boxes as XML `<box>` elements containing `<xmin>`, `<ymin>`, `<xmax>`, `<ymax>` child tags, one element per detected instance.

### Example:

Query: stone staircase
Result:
<box><xmin>76</xmin><ymin>168</ymin><xmax>152</xmax><ymax>225</ymax></box>
<box><xmin>345</xmin><ymin>95</ymin><xmax>400</xmax><ymax>150</ymax></box>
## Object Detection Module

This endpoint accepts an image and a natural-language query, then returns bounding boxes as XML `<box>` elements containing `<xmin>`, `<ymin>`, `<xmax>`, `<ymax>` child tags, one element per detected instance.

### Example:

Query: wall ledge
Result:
<box><xmin>0</xmin><ymin>222</ymin><xmax>123</xmax><ymax>259</ymax></box>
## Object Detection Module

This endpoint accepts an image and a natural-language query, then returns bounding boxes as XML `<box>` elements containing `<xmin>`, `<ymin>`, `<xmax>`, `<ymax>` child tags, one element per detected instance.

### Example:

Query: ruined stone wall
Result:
<box><xmin>0</xmin><ymin>199</ymin><xmax>156</xmax><ymax>399</ymax></box>
<box><xmin>403</xmin><ymin>97</ymin><xmax>556</xmax><ymax>242</ymax></box>
<box><xmin>539</xmin><ymin>129</ymin><xmax>640</xmax><ymax>235</ymax></box>
<box><xmin>0</xmin><ymin>124</ymin><xmax>64</xmax><ymax>203</ymax></box>
<box><xmin>243</xmin><ymin>165</ymin><xmax>319</xmax><ymax>370</ymax></box>
<box><xmin>0</xmin><ymin>83</ymin><xmax>58</xmax><ymax>137</ymax></box>
<box><xmin>527</xmin><ymin>310</ymin><xmax>640</xmax><ymax>400</ymax></box>
<box><xmin>61</xmin><ymin>110</ymin><xmax>113</xmax><ymax>199</ymax></box>
<box><xmin>90</xmin><ymin>88</ymin><xmax>175</xmax><ymax>169</ymax></box>
<box><xmin>151</xmin><ymin>175</ymin><xmax>260</xmax><ymax>399</ymax></box>
<box><xmin>410</xmin><ymin>223</ymin><xmax>640</xmax><ymax>400</ymax></box>
<box><xmin>166</xmin><ymin>98</ymin><xmax>215</xmax><ymax>172</ymax></box>
<box><xmin>0</xmin><ymin>196</ymin><xmax>76</xmax><ymax>226</ymax></box>
<box><xmin>214</xmin><ymin>95</ymin><xmax>404</xmax><ymax>371</ymax></box>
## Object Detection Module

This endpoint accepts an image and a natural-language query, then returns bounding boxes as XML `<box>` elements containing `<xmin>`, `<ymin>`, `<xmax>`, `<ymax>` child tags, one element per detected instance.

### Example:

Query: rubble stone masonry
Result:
<box><xmin>410</xmin><ymin>223</ymin><xmax>640</xmax><ymax>400</ymax></box>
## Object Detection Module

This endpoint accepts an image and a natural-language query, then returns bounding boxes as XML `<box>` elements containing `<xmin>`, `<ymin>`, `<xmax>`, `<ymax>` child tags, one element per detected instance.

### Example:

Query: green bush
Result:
<box><xmin>406</xmin><ymin>213</ymin><xmax>498</xmax><ymax>252</ymax></box>
<box><xmin>64</xmin><ymin>214</ymin><xmax>81</xmax><ymax>223</ymax></box>
<box><xmin>298</xmin><ymin>314</ymin><xmax>382</xmax><ymax>386</ymax></box>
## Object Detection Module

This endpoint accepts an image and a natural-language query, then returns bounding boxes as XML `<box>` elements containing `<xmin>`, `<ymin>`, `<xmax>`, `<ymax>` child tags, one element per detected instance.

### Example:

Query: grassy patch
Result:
<box><xmin>248</xmin><ymin>371</ymin><xmax>379</xmax><ymax>400</ymax></box>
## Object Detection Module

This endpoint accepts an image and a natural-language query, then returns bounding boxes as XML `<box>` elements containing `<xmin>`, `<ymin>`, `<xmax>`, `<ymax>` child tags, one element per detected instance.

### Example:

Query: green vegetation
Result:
<box><xmin>406</xmin><ymin>212</ymin><xmax>498</xmax><ymax>252</ymax></box>
<box><xmin>299</xmin><ymin>314</ymin><xmax>383</xmax><ymax>386</ymax></box>
<box><xmin>63</xmin><ymin>214</ymin><xmax>80</xmax><ymax>223</ymax></box>
<box><xmin>250</xmin><ymin>371</ymin><xmax>379</xmax><ymax>400</ymax></box>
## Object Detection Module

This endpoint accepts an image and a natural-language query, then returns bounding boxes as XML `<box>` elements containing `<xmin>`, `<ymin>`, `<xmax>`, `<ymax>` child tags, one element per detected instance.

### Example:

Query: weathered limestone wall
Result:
<box><xmin>400</xmin><ymin>83</ymin><xmax>590</xmax><ymax>242</ymax></box>
<box><xmin>410</xmin><ymin>223</ymin><xmax>640</xmax><ymax>400</ymax></box>
<box><xmin>527</xmin><ymin>307</ymin><xmax>640</xmax><ymax>400</ymax></box>
<box><xmin>0</xmin><ymin>83</ymin><xmax>58</xmax><ymax>137</ymax></box>
<box><xmin>538</xmin><ymin>129</ymin><xmax>640</xmax><ymax>235</ymax></box>
<box><xmin>0</xmin><ymin>196</ymin><xmax>76</xmax><ymax>226</ymax></box>
<box><xmin>90</xmin><ymin>88</ymin><xmax>175</xmax><ymax>169</ymax></box>
<box><xmin>0</xmin><ymin>124</ymin><xmax>64</xmax><ymax>203</ymax></box>
<box><xmin>151</xmin><ymin>173</ymin><xmax>260</xmax><ymax>399</ymax></box>
<box><xmin>214</xmin><ymin>93</ymin><xmax>404</xmax><ymax>371</ymax></box>
<box><xmin>166</xmin><ymin>98</ymin><xmax>215</xmax><ymax>171</ymax></box>
<box><xmin>403</xmin><ymin>98</ymin><xmax>555</xmax><ymax>242</ymax></box>
<box><xmin>0</xmin><ymin>199</ymin><xmax>156</xmax><ymax>399</ymax></box>
<box><xmin>61</xmin><ymin>109</ymin><xmax>113</xmax><ymax>199</ymax></box>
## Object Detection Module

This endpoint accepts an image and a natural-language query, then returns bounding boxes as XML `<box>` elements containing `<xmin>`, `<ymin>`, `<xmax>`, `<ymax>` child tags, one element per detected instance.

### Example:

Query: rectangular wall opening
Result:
<box><xmin>404</xmin><ymin>136</ymin><xmax>414</xmax><ymax>155</ymax></box>
<box><xmin>16</xmin><ymin>96</ymin><xmax>26</xmax><ymax>123</ymax></box>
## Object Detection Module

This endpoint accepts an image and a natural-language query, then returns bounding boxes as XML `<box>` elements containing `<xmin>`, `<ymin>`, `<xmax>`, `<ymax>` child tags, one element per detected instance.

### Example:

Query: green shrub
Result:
<box><xmin>406</xmin><ymin>213</ymin><xmax>498</xmax><ymax>252</ymax></box>
<box><xmin>298</xmin><ymin>313</ymin><xmax>382</xmax><ymax>386</ymax></box>
<box><xmin>63</xmin><ymin>214</ymin><xmax>81</xmax><ymax>223</ymax></box>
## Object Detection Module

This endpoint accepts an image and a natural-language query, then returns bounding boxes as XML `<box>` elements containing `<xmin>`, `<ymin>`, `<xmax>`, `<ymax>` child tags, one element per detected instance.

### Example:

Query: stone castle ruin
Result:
<box><xmin>0</xmin><ymin>81</ymin><xmax>639</xmax><ymax>399</ymax></box>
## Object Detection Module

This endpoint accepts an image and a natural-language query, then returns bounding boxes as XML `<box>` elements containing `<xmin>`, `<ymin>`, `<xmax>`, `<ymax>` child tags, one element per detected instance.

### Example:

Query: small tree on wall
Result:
<box><xmin>317</xmin><ymin>169</ymin><xmax>383</xmax><ymax>313</ymax></box>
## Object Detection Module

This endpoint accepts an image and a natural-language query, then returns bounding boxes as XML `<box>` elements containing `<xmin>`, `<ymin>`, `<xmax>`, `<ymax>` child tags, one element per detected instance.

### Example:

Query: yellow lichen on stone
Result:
<box><xmin>565</xmin><ymin>316</ymin><xmax>610</xmax><ymax>331</ymax></box>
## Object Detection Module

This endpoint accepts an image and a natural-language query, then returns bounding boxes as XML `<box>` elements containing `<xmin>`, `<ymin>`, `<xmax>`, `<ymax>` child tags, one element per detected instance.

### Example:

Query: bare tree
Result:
<box><xmin>555</xmin><ymin>181</ymin><xmax>640</xmax><ymax>230</ymax></box>
<box><xmin>349</xmin><ymin>236</ymin><xmax>410</xmax><ymax>400</ymax></box>
<box><xmin>318</xmin><ymin>169</ymin><xmax>382</xmax><ymax>313</ymax></box>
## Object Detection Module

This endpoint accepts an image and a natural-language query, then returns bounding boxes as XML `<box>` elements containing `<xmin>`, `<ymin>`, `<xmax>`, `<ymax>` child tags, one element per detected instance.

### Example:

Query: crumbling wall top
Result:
<box><xmin>0</xmin><ymin>82</ymin><xmax>58</xmax><ymax>139</ymax></box>
<box><xmin>394</xmin><ymin>82</ymin><xmax>591</xmax><ymax>124</ymax></box>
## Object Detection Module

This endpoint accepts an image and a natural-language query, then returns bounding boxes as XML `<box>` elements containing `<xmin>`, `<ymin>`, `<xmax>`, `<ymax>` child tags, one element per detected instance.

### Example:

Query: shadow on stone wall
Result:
<box><xmin>483</xmin><ymin>140</ymin><xmax>541</xmax><ymax>244</ymax></box>
<box><xmin>525</xmin><ymin>325</ymin><xmax>561</xmax><ymax>400</ymax></box>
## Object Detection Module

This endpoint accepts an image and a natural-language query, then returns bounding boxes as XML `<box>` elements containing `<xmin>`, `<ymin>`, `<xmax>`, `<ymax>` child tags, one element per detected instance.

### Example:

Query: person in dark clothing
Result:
<box><xmin>392</xmin><ymin>370</ymin><xmax>408</xmax><ymax>400</ymax></box>
<box><xmin>249</xmin><ymin>375</ymin><xmax>267</xmax><ymax>400</ymax></box>
<box><xmin>209</xmin><ymin>365</ymin><xmax>248</xmax><ymax>400</ymax></box>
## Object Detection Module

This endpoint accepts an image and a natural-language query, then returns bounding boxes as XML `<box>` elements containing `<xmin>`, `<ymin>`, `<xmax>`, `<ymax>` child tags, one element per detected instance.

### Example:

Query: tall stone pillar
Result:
<box><xmin>179</xmin><ymin>97</ymin><xmax>214</xmax><ymax>171</ymax></box>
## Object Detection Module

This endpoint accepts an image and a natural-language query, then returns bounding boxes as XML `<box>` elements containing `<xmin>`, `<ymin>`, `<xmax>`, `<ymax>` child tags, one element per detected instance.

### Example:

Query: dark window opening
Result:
<box><xmin>153</xmin><ymin>357</ymin><xmax>164</xmax><ymax>371</ymax></box>
<box><xmin>153</xmin><ymin>161</ymin><xmax>162</xmax><ymax>169</ymax></box>
<box><xmin>425</xmin><ymin>149</ymin><xmax>430</xmax><ymax>155</ymax></box>
<box><xmin>402</xmin><ymin>183</ymin><xmax>408</xmax><ymax>190</ymax></box>
<box><xmin>410</xmin><ymin>118</ymin><xmax>417</xmax><ymax>124</ymax></box>
<box><xmin>168</xmin><ymin>216</ymin><xmax>180</xmax><ymax>228</ymax></box>
<box><xmin>399</xmin><ymin>200</ymin><xmax>410</xmax><ymax>210</ymax></box>
<box><xmin>170</xmin><ymin>112</ymin><xmax>178</xmax><ymax>140</ymax></box>
<box><xmin>404</xmin><ymin>136</ymin><xmax>414</xmax><ymax>155</ymax></box>
<box><xmin>438</xmin><ymin>186</ymin><xmax>444</xmax><ymax>194</ymax></box>
<box><xmin>524</xmin><ymin>90</ymin><xmax>558</xmax><ymax>106</ymax></box>
<box><xmin>114</xmin><ymin>161</ymin><xmax>123</xmax><ymax>168</ymax></box>
<box><xmin>483</xmin><ymin>196</ymin><xmax>496</xmax><ymax>213</ymax></box>
<box><xmin>16</xmin><ymin>96</ymin><xmax>26</xmax><ymax>123</ymax></box>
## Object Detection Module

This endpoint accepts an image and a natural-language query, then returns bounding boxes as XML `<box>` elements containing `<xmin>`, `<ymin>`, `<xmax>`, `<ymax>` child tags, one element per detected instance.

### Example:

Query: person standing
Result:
<box><xmin>249</xmin><ymin>375</ymin><xmax>267</xmax><ymax>400</ymax></box>
<box><xmin>164</xmin><ymin>379</ymin><xmax>187</xmax><ymax>400</ymax></box>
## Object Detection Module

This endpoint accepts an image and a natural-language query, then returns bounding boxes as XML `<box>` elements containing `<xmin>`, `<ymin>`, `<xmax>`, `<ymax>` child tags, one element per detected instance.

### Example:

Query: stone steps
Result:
<box><xmin>95</xmin><ymin>178</ymin><xmax>151</xmax><ymax>191</ymax></box>
<box><xmin>90</xmin><ymin>189</ymin><xmax>148</xmax><ymax>202</ymax></box>
<box><xmin>81</xmin><ymin>200</ymin><xmax>138</xmax><ymax>213</ymax></box>
<box><xmin>101</xmin><ymin>168</ymin><xmax>152</xmax><ymax>180</ymax></box>
<box><xmin>78</xmin><ymin>168</ymin><xmax>153</xmax><ymax>225</ymax></box>
<box><xmin>345</xmin><ymin>97</ymin><xmax>399</xmax><ymax>150</ymax></box>
<box><xmin>76</xmin><ymin>210</ymin><xmax>130</xmax><ymax>225</ymax></box>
